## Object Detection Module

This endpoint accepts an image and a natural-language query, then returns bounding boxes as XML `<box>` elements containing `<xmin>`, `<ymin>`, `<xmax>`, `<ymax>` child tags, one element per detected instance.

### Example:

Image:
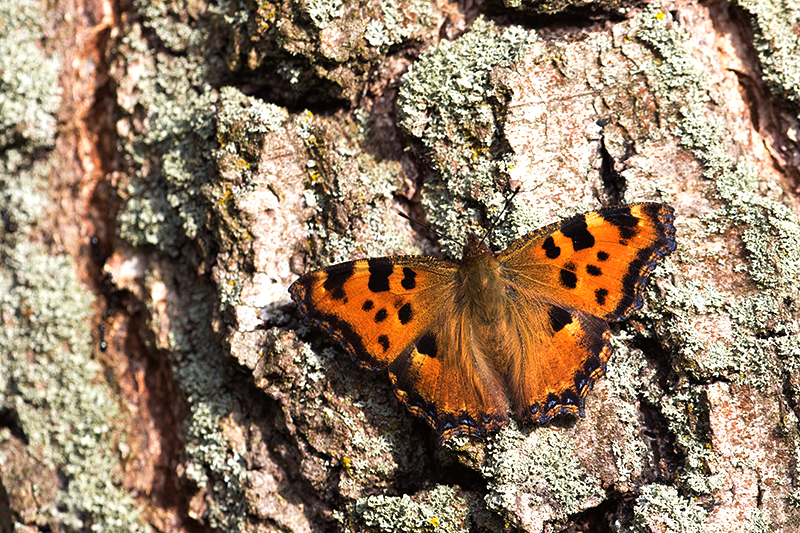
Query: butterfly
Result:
<box><xmin>289</xmin><ymin>202</ymin><xmax>676</xmax><ymax>442</ymax></box>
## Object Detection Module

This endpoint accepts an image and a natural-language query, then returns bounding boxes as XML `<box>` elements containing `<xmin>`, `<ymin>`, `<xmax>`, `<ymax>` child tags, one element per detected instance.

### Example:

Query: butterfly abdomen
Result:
<box><xmin>455</xmin><ymin>240</ymin><xmax>532</xmax><ymax>404</ymax></box>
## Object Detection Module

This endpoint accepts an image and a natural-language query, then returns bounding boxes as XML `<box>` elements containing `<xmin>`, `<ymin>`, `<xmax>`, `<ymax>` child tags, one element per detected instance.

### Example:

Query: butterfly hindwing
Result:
<box><xmin>504</xmin><ymin>303</ymin><xmax>612</xmax><ymax>423</ymax></box>
<box><xmin>387</xmin><ymin>298</ymin><xmax>514</xmax><ymax>442</ymax></box>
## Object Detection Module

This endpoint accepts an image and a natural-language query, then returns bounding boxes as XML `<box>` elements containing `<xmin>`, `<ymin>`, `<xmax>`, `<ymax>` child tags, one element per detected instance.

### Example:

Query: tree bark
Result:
<box><xmin>1</xmin><ymin>0</ymin><xmax>800</xmax><ymax>532</ymax></box>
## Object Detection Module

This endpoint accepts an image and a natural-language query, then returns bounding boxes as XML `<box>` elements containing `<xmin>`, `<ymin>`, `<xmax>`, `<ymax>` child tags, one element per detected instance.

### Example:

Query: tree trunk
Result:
<box><xmin>1</xmin><ymin>0</ymin><xmax>799</xmax><ymax>532</ymax></box>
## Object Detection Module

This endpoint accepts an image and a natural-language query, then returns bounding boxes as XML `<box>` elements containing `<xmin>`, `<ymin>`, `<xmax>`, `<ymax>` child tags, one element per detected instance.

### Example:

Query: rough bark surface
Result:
<box><xmin>2</xmin><ymin>0</ymin><xmax>800</xmax><ymax>532</ymax></box>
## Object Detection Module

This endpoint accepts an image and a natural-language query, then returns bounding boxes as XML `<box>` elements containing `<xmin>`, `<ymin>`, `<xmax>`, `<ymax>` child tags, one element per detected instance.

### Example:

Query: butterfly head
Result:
<box><xmin>462</xmin><ymin>233</ymin><xmax>495</xmax><ymax>261</ymax></box>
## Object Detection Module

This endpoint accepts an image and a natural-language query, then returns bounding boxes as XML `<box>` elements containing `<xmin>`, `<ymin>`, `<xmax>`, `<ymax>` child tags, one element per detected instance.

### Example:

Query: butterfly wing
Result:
<box><xmin>289</xmin><ymin>256</ymin><xmax>510</xmax><ymax>441</ymax></box>
<box><xmin>497</xmin><ymin>203</ymin><xmax>676</xmax><ymax>421</ymax></box>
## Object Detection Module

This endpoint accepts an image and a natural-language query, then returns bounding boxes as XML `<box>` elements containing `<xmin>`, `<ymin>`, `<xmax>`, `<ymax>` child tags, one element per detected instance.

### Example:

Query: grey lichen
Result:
<box><xmin>292</xmin><ymin>110</ymin><xmax>416</xmax><ymax>265</ymax></box>
<box><xmin>350</xmin><ymin>485</ymin><xmax>474</xmax><ymax>533</ymax></box>
<box><xmin>492</xmin><ymin>0</ymin><xmax>633</xmax><ymax>16</ymax></box>
<box><xmin>605</xmin><ymin>337</ymin><xmax>651</xmax><ymax>487</ymax></box>
<box><xmin>0</xmin><ymin>197</ymin><xmax>147</xmax><ymax>533</ymax></box>
<box><xmin>398</xmin><ymin>17</ymin><xmax>531</xmax><ymax>147</ymax></box>
<box><xmin>397</xmin><ymin>17</ymin><xmax>535</xmax><ymax>257</ymax></box>
<box><xmin>734</xmin><ymin>0</ymin><xmax>800</xmax><ymax>105</ymax></box>
<box><xmin>205</xmin><ymin>0</ymin><xmax>439</xmax><ymax>105</ymax></box>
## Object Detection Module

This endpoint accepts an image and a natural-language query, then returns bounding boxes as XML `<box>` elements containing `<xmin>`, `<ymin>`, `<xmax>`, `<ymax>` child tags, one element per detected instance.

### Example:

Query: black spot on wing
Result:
<box><xmin>595</xmin><ymin>288</ymin><xmax>608</xmax><ymax>306</ymax></box>
<box><xmin>322</xmin><ymin>261</ymin><xmax>355</xmax><ymax>301</ymax></box>
<box><xmin>362</xmin><ymin>300</ymin><xmax>374</xmax><ymax>311</ymax></box>
<box><xmin>401</xmin><ymin>268</ymin><xmax>417</xmax><ymax>290</ymax></box>
<box><xmin>542</xmin><ymin>236</ymin><xmax>561</xmax><ymax>259</ymax></box>
<box><xmin>374</xmin><ymin>309</ymin><xmax>388</xmax><ymax>323</ymax></box>
<box><xmin>547</xmin><ymin>305</ymin><xmax>573</xmax><ymax>333</ymax></box>
<box><xmin>601</xmin><ymin>205</ymin><xmax>639</xmax><ymax>241</ymax></box>
<box><xmin>416</xmin><ymin>332</ymin><xmax>438</xmax><ymax>359</ymax></box>
<box><xmin>597</xmin><ymin>251</ymin><xmax>609</xmax><ymax>262</ymax></box>
<box><xmin>560</xmin><ymin>262</ymin><xmax>578</xmax><ymax>289</ymax></box>
<box><xmin>586</xmin><ymin>264</ymin><xmax>602</xmax><ymax>276</ymax></box>
<box><xmin>398</xmin><ymin>303</ymin><xmax>413</xmax><ymax>324</ymax></box>
<box><xmin>368</xmin><ymin>259</ymin><xmax>392</xmax><ymax>293</ymax></box>
<box><xmin>378</xmin><ymin>335</ymin><xmax>390</xmax><ymax>352</ymax></box>
<box><xmin>561</xmin><ymin>214</ymin><xmax>595</xmax><ymax>251</ymax></box>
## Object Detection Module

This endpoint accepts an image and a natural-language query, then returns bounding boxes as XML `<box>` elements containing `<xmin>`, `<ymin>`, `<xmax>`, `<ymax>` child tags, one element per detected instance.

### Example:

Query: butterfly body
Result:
<box><xmin>289</xmin><ymin>203</ymin><xmax>676</xmax><ymax>442</ymax></box>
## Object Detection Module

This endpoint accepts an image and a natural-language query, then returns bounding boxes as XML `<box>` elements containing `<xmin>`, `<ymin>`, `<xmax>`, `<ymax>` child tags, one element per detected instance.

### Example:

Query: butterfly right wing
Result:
<box><xmin>496</xmin><ymin>203</ymin><xmax>675</xmax><ymax>423</ymax></box>
<box><xmin>290</xmin><ymin>256</ymin><xmax>510</xmax><ymax>441</ymax></box>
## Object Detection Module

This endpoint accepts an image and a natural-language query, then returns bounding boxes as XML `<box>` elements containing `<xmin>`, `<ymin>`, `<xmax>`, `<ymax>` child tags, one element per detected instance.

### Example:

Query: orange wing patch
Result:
<box><xmin>289</xmin><ymin>202</ymin><xmax>676</xmax><ymax>442</ymax></box>
<box><xmin>289</xmin><ymin>256</ymin><xmax>454</xmax><ymax>369</ymax></box>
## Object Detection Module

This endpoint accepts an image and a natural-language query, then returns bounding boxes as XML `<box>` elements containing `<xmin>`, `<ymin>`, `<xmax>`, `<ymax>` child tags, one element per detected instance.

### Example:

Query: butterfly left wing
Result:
<box><xmin>289</xmin><ymin>256</ymin><xmax>453</xmax><ymax>370</ymax></box>
<box><xmin>289</xmin><ymin>256</ymin><xmax>510</xmax><ymax>440</ymax></box>
<box><xmin>497</xmin><ymin>203</ymin><xmax>676</xmax><ymax>422</ymax></box>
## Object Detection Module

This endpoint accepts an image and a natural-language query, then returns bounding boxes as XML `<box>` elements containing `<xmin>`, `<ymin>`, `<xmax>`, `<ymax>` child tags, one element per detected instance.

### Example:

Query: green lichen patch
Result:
<box><xmin>291</xmin><ymin>111</ymin><xmax>418</xmax><ymax>265</ymax></box>
<box><xmin>619</xmin><ymin>484</ymin><xmax>708</xmax><ymax>533</ymax></box>
<box><xmin>0</xmin><ymin>162</ymin><xmax>146</xmax><ymax>532</ymax></box>
<box><xmin>348</xmin><ymin>485</ymin><xmax>479</xmax><ymax>533</ymax></box>
<box><xmin>397</xmin><ymin>17</ymin><xmax>534</xmax><ymax>257</ymax></box>
<box><xmin>204</xmin><ymin>0</ymin><xmax>439</xmax><ymax>105</ymax></box>
<box><xmin>482</xmin><ymin>427</ymin><xmax>604</xmax><ymax>529</ymax></box>
<box><xmin>0</xmin><ymin>0</ymin><xmax>60</xmax><ymax>150</ymax></box>
<box><xmin>734</xmin><ymin>0</ymin><xmax>800</xmax><ymax>105</ymax></box>
<box><xmin>114</xmin><ymin>24</ymin><xmax>218</xmax><ymax>257</ymax></box>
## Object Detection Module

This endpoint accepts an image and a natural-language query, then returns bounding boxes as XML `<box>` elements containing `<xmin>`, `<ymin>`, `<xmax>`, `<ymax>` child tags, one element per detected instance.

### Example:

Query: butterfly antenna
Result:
<box><xmin>397</xmin><ymin>211</ymin><xmax>460</xmax><ymax>248</ymax></box>
<box><xmin>478</xmin><ymin>186</ymin><xmax>521</xmax><ymax>247</ymax></box>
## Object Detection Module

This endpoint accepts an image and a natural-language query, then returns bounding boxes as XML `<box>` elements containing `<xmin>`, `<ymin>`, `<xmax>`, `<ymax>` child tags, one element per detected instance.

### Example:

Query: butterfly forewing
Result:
<box><xmin>504</xmin><ymin>303</ymin><xmax>612</xmax><ymax>423</ymax></box>
<box><xmin>289</xmin><ymin>256</ymin><xmax>456</xmax><ymax>369</ymax></box>
<box><xmin>498</xmin><ymin>203</ymin><xmax>677</xmax><ymax>321</ymax></box>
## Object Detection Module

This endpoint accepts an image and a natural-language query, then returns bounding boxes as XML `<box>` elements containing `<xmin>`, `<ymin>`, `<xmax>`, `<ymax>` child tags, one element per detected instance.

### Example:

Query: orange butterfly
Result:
<box><xmin>289</xmin><ymin>203</ymin><xmax>676</xmax><ymax>442</ymax></box>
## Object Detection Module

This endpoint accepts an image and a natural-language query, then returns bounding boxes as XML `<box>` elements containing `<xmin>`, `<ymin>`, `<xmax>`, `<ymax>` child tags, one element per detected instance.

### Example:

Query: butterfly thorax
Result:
<box><xmin>457</xmin><ymin>235</ymin><xmax>508</xmax><ymax>325</ymax></box>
